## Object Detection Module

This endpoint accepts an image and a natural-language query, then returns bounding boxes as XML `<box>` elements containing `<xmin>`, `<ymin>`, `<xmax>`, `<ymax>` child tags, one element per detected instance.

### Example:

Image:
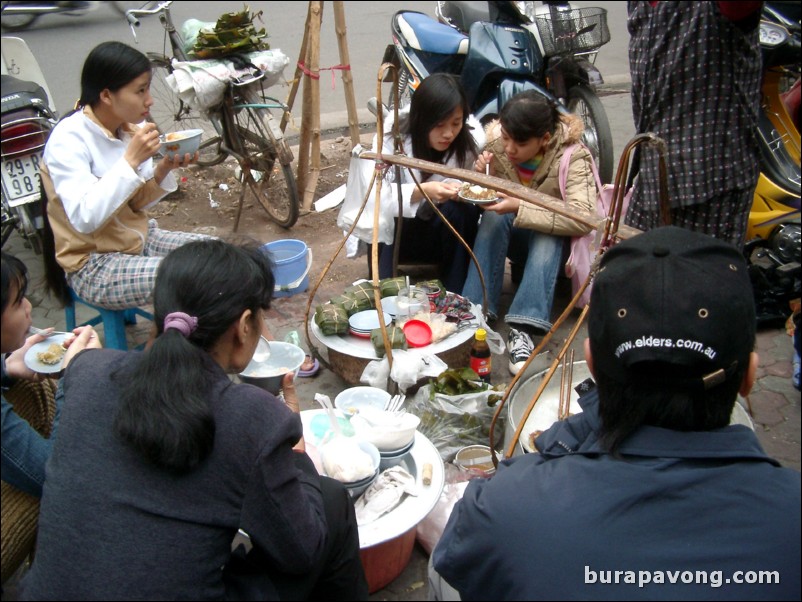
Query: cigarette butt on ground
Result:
<box><xmin>422</xmin><ymin>463</ymin><xmax>433</xmax><ymax>486</ymax></box>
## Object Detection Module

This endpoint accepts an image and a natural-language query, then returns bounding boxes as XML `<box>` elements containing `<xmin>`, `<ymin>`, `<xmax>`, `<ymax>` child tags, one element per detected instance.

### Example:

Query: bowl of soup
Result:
<box><xmin>238</xmin><ymin>338</ymin><xmax>305</xmax><ymax>395</ymax></box>
<box><xmin>159</xmin><ymin>128</ymin><xmax>203</xmax><ymax>160</ymax></box>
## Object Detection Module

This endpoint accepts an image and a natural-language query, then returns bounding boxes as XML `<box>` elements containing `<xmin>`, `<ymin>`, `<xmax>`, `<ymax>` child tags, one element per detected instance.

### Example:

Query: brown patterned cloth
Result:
<box><xmin>1</xmin><ymin>378</ymin><xmax>57</xmax><ymax>584</ymax></box>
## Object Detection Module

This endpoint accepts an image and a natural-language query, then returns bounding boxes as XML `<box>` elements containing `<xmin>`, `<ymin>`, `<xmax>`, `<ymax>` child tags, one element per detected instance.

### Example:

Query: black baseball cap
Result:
<box><xmin>588</xmin><ymin>227</ymin><xmax>756</xmax><ymax>390</ymax></box>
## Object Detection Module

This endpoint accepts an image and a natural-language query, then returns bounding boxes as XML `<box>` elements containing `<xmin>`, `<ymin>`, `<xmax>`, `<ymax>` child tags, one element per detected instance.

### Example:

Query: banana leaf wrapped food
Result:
<box><xmin>314</xmin><ymin>303</ymin><xmax>349</xmax><ymax>336</ymax></box>
<box><xmin>370</xmin><ymin>325</ymin><xmax>407</xmax><ymax>358</ymax></box>
<box><xmin>192</xmin><ymin>6</ymin><xmax>270</xmax><ymax>59</ymax></box>
<box><xmin>379</xmin><ymin>276</ymin><xmax>406</xmax><ymax>298</ymax></box>
<box><xmin>334</xmin><ymin>292</ymin><xmax>373</xmax><ymax>316</ymax></box>
<box><xmin>343</xmin><ymin>282</ymin><xmax>376</xmax><ymax>311</ymax></box>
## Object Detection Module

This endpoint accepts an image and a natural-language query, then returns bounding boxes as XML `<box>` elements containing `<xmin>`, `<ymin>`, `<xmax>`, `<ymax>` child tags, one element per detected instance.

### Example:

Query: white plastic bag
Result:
<box><xmin>360</xmin><ymin>350</ymin><xmax>448</xmax><ymax>392</ymax></box>
<box><xmin>336</xmin><ymin>144</ymin><xmax>396</xmax><ymax>245</ymax></box>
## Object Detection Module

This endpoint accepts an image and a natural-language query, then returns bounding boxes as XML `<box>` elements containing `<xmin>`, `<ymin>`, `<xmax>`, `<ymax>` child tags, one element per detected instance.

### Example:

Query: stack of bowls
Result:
<box><xmin>320</xmin><ymin>438</ymin><xmax>380</xmax><ymax>499</ymax></box>
<box><xmin>378</xmin><ymin>438</ymin><xmax>415</xmax><ymax>470</ymax></box>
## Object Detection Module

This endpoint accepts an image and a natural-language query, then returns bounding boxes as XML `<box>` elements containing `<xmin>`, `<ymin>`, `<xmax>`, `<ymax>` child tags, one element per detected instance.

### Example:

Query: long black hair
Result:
<box><xmin>78</xmin><ymin>41</ymin><xmax>151</xmax><ymax>108</ymax></box>
<box><xmin>112</xmin><ymin>240</ymin><xmax>276</xmax><ymax>472</ymax></box>
<box><xmin>1</xmin><ymin>251</ymin><xmax>28</xmax><ymax>314</ymax></box>
<box><xmin>594</xmin><ymin>360</ymin><xmax>751</xmax><ymax>454</ymax></box>
<box><xmin>402</xmin><ymin>73</ymin><xmax>477</xmax><ymax>179</ymax></box>
<box><xmin>499</xmin><ymin>90</ymin><xmax>562</xmax><ymax>143</ymax></box>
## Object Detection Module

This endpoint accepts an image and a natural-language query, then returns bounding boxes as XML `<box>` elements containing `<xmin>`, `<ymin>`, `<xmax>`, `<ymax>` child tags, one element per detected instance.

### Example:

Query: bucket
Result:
<box><xmin>261</xmin><ymin>239</ymin><xmax>313</xmax><ymax>298</ymax></box>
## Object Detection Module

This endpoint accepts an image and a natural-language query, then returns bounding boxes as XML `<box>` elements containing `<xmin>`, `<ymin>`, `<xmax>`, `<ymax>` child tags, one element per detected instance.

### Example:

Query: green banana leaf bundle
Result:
<box><xmin>314</xmin><ymin>304</ymin><xmax>349</xmax><ymax>336</ymax></box>
<box><xmin>343</xmin><ymin>282</ymin><xmax>376</xmax><ymax>310</ymax></box>
<box><xmin>370</xmin><ymin>325</ymin><xmax>407</xmax><ymax>358</ymax></box>
<box><xmin>192</xmin><ymin>6</ymin><xmax>269</xmax><ymax>59</ymax></box>
<box><xmin>379</xmin><ymin>276</ymin><xmax>406</xmax><ymax>298</ymax></box>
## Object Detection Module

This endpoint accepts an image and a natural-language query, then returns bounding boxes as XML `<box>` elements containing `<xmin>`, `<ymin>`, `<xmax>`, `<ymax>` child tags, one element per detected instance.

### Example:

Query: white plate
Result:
<box><xmin>310</xmin><ymin>297</ymin><xmax>481</xmax><ymax>361</ymax></box>
<box><xmin>301</xmin><ymin>410</ymin><xmax>445</xmax><ymax>548</ymax></box>
<box><xmin>348</xmin><ymin>310</ymin><xmax>391</xmax><ymax>332</ymax></box>
<box><xmin>378</xmin><ymin>296</ymin><xmax>398</xmax><ymax>317</ymax></box>
<box><xmin>24</xmin><ymin>334</ymin><xmax>71</xmax><ymax>374</ymax></box>
<box><xmin>458</xmin><ymin>190</ymin><xmax>499</xmax><ymax>205</ymax></box>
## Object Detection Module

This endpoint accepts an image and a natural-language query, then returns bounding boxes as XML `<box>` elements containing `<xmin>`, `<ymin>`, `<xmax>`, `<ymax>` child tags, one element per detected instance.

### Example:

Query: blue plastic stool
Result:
<box><xmin>64</xmin><ymin>289</ymin><xmax>153</xmax><ymax>350</ymax></box>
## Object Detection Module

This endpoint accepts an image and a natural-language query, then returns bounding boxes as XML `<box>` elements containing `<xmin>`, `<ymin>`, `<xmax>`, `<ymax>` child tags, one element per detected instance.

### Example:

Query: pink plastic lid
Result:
<box><xmin>403</xmin><ymin>320</ymin><xmax>433</xmax><ymax>347</ymax></box>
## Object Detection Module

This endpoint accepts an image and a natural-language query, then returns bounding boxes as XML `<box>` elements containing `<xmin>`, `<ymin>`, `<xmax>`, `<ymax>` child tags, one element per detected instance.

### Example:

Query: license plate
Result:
<box><xmin>2</xmin><ymin>153</ymin><xmax>43</xmax><ymax>207</ymax></box>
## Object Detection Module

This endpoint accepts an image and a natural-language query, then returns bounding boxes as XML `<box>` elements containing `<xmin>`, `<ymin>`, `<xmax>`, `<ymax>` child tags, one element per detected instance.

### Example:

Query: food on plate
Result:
<box><xmin>37</xmin><ymin>342</ymin><xmax>66</xmax><ymax>365</ymax></box>
<box><xmin>459</xmin><ymin>182</ymin><xmax>497</xmax><ymax>201</ymax></box>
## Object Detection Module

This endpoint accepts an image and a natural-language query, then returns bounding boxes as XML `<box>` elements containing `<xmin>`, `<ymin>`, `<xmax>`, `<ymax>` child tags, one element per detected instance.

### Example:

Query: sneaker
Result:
<box><xmin>507</xmin><ymin>328</ymin><xmax>534</xmax><ymax>375</ymax></box>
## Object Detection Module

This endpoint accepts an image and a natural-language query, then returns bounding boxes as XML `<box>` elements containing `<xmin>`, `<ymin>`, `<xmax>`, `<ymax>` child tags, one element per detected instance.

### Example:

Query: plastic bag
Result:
<box><xmin>408</xmin><ymin>383</ymin><xmax>505</xmax><ymax>463</ymax></box>
<box><xmin>336</xmin><ymin>144</ymin><xmax>396</xmax><ymax>245</ymax></box>
<box><xmin>360</xmin><ymin>350</ymin><xmax>447</xmax><ymax>392</ymax></box>
<box><xmin>416</xmin><ymin>463</ymin><xmax>471</xmax><ymax>555</ymax></box>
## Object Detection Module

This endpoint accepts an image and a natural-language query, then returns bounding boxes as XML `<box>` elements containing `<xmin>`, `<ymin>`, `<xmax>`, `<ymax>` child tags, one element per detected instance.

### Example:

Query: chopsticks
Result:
<box><xmin>558</xmin><ymin>350</ymin><xmax>574</xmax><ymax>421</ymax></box>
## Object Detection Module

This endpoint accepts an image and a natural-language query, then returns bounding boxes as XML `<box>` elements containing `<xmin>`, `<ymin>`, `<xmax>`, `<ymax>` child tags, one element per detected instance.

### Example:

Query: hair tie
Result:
<box><xmin>163</xmin><ymin>312</ymin><xmax>198</xmax><ymax>337</ymax></box>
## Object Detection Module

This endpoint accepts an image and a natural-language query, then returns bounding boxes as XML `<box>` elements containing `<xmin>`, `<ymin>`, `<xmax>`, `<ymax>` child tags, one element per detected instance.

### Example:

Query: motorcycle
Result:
<box><xmin>1</xmin><ymin>36</ymin><xmax>57</xmax><ymax>254</ymax></box>
<box><xmin>379</xmin><ymin>0</ymin><xmax>614</xmax><ymax>182</ymax></box>
<box><xmin>0</xmin><ymin>1</ymin><xmax>140</xmax><ymax>31</ymax></box>
<box><xmin>745</xmin><ymin>1</ymin><xmax>801</xmax><ymax>328</ymax></box>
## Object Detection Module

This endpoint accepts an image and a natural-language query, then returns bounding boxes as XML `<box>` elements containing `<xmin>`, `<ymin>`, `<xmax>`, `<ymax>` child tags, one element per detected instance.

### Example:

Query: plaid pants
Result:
<box><xmin>67</xmin><ymin>220</ymin><xmax>212</xmax><ymax>309</ymax></box>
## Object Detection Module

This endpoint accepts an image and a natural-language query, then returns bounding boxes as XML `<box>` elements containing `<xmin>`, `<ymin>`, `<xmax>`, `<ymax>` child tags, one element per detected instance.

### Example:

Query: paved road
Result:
<box><xmin>3</xmin><ymin>1</ymin><xmax>630</xmax><ymax>127</ymax></box>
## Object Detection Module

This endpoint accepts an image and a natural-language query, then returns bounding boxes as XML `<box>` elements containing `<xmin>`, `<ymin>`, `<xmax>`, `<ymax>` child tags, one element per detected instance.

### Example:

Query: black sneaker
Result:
<box><xmin>507</xmin><ymin>328</ymin><xmax>534</xmax><ymax>375</ymax></box>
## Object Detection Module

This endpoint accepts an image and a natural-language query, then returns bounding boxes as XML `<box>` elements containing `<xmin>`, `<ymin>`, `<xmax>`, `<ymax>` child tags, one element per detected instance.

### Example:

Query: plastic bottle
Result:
<box><xmin>470</xmin><ymin>328</ymin><xmax>492</xmax><ymax>383</ymax></box>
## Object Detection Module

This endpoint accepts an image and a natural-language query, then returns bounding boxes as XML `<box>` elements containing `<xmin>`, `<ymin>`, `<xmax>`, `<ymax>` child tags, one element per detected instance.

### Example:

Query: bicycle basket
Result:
<box><xmin>535</xmin><ymin>7</ymin><xmax>610</xmax><ymax>56</ymax></box>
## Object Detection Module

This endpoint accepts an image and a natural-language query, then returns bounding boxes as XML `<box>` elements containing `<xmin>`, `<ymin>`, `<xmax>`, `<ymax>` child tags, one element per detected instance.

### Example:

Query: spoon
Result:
<box><xmin>251</xmin><ymin>336</ymin><xmax>272</xmax><ymax>363</ymax></box>
<box><xmin>29</xmin><ymin>326</ymin><xmax>71</xmax><ymax>339</ymax></box>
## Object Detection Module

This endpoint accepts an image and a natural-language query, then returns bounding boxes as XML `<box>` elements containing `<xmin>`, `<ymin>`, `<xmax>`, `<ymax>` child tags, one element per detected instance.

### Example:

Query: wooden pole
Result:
<box><xmin>300</xmin><ymin>1</ymin><xmax>323</xmax><ymax>212</ymax></box>
<box><xmin>281</xmin><ymin>3</ymin><xmax>312</xmax><ymax>133</ymax></box>
<box><xmin>332</xmin><ymin>1</ymin><xmax>361</xmax><ymax>147</ymax></box>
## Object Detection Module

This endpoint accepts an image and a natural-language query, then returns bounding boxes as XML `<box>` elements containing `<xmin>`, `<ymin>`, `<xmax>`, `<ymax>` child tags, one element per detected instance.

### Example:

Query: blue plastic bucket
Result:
<box><xmin>261</xmin><ymin>239</ymin><xmax>313</xmax><ymax>298</ymax></box>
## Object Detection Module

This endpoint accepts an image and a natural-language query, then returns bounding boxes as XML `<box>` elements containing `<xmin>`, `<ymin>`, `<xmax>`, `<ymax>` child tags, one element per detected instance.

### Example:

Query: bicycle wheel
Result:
<box><xmin>230</xmin><ymin>107</ymin><xmax>299</xmax><ymax>228</ymax></box>
<box><xmin>567</xmin><ymin>85</ymin><xmax>614</xmax><ymax>184</ymax></box>
<box><xmin>148</xmin><ymin>57</ymin><xmax>226</xmax><ymax>167</ymax></box>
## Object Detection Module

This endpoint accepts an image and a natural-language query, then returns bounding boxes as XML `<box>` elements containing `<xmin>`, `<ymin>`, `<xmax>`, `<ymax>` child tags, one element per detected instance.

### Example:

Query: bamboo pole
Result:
<box><xmin>300</xmin><ymin>1</ymin><xmax>323</xmax><ymax>211</ymax></box>
<box><xmin>280</xmin><ymin>2</ymin><xmax>312</xmax><ymax>133</ymax></box>
<box><xmin>359</xmin><ymin>152</ymin><xmax>643</xmax><ymax>240</ymax></box>
<box><xmin>332</xmin><ymin>1</ymin><xmax>361</xmax><ymax>147</ymax></box>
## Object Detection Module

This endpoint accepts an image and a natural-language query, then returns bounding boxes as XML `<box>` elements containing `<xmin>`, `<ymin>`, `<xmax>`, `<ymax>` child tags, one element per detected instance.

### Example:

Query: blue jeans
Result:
<box><xmin>1</xmin><ymin>378</ymin><xmax>62</xmax><ymax>498</ymax></box>
<box><xmin>462</xmin><ymin>211</ymin><xmax>563</xmax><ymax>332</ymax></box>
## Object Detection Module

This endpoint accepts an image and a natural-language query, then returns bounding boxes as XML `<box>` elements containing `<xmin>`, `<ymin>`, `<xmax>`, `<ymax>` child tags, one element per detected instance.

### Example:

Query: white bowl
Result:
<box><xmin>160</xmin><ymin>128</ymin><xmax>203</xmax><ymax>160</ymax></box>
<box><xmin>334</xmin><ymin>386</ymin><xmax>392</xmax><ymax>418</ymax></box>
<box><xmin>239</xmin><ymin>338</ymin><xmax>305</xmax><ymax>395</ymax></box>
<box><xmin>350</xmin><ymin>407</ymin><xmax>420</xmax><ymax>451</ymax></box>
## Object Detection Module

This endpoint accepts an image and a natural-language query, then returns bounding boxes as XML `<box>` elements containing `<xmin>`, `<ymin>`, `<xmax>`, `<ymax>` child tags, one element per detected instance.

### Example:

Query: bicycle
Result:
<box><xmin>125</xmin><ymin>0</ymin><xmax>299</xmax><ymax>228</ymax></box>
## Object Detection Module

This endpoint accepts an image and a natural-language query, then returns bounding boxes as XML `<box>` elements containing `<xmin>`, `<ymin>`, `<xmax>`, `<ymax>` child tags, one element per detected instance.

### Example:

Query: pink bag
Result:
<box><xmin>558</xmin><ymin>144</ymin><xmax>632</xmax><ymax>308</ymax></box>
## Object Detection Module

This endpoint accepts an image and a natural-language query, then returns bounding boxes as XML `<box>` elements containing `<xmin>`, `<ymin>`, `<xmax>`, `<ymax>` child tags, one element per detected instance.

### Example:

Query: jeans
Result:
<box><xmin>462</xmin><ymin>211</ymin><xmax>563</xmax><ymax>332</ymax></box>
<box><xmin>1</xmin><ymin>378</ymin><xmax>62</xmax><ymax>498</ymax></box>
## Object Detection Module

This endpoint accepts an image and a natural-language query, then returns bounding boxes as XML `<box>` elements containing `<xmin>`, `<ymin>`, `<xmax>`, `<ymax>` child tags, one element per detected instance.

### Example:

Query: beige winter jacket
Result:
<box><xmin>485</xmin><ymin>114</ymin><xmax>596</xmax><ymax>236</ymax></box>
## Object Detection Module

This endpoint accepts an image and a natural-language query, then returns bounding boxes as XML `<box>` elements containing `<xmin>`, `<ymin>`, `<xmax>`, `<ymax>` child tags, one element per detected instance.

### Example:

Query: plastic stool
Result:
<box><xmin>64</xmin><ymin>289</ymin><xmax>153</xmax><ymax>350</ymax></box>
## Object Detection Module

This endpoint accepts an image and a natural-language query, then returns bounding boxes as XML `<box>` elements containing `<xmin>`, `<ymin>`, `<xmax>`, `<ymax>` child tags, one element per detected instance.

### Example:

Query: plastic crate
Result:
<box><xmin>535</xmin><ymin>7</ymin><xmax>610</xmax><ymax>55</ymax></box>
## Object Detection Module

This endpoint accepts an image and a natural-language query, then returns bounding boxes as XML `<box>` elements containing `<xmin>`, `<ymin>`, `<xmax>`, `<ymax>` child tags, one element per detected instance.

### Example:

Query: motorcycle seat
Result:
<box><xmin>395</xmin><ymin>11</ymin><xmax>469</xmax><ymax>55</ymax></box>
<box><xmin>0</xmin><ymin>75</ymin><xmax>50</xmax><ymax>114</ymax></box>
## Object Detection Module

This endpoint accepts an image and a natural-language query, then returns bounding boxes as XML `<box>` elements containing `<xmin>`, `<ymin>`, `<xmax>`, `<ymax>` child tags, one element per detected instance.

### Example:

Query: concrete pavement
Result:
<box><xmin>3</xmin><ymin>89</ymin><xmax>799</xmax><ymax>601</ymax></box>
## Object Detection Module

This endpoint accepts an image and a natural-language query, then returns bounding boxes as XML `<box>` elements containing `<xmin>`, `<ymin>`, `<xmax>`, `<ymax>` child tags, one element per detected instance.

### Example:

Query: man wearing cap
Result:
<box><xmin>429</xmin><ymin>227</ymin><xmax>800</xmax><ymax>600</ymax></box>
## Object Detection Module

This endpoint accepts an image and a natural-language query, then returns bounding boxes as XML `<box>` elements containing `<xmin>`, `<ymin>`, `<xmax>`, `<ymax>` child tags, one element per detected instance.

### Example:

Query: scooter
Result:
<box><xmin>380</xmin><ymin>0</ymin><xmax>614</xmax><ymax>182</ymax></box>
<box><xmin>1</xmin><ymin>36</ymin><xmax>57</xmax><ymax>254</ymax></box>
<box><xmin>745</xmin><ymin>2</ymin><xmax>801</xmax><ymax>328</ymax></box>
<box><xmin>0</xmin><ymin>1</ymin><xmax>138</xmax><ymax>31</ymax></box>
